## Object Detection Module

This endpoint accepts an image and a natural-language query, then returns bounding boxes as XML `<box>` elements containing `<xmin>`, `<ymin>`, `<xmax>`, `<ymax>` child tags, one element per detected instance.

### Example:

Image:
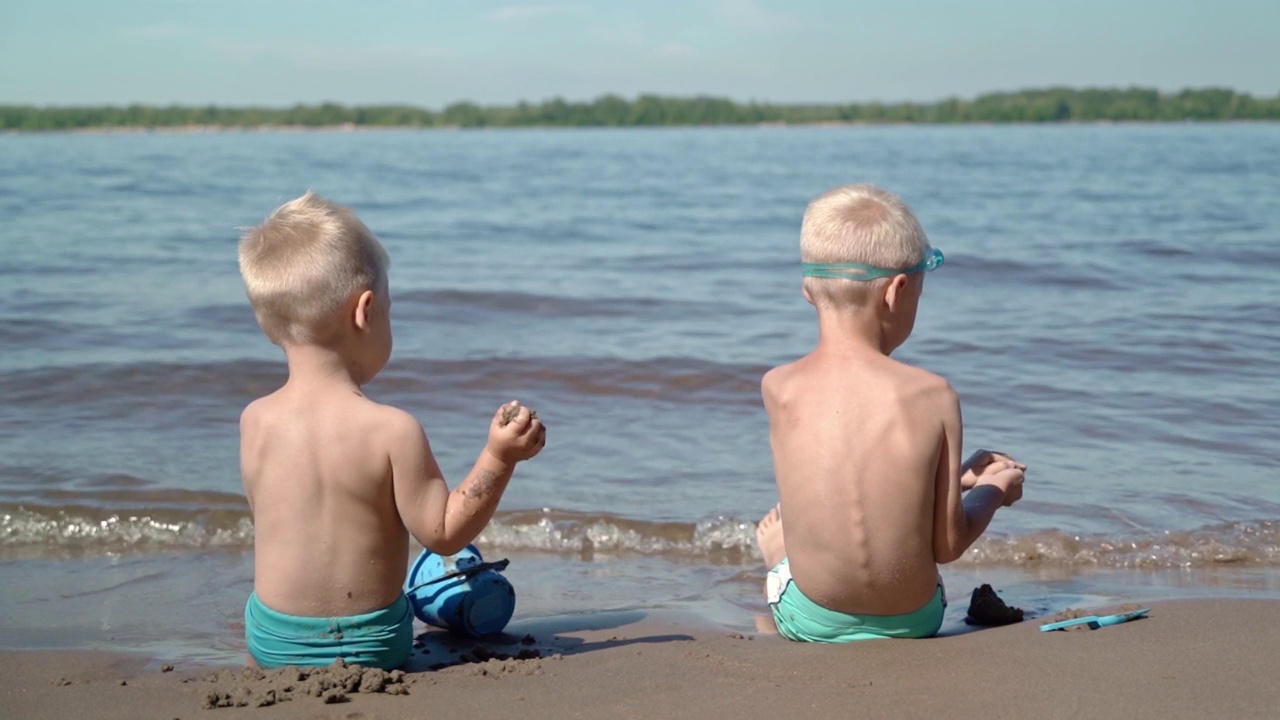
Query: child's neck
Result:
<box><xmin>814</xmin><ymin>307</ymin><xmax>894</xmax><ymax>357</ymax></box>
<box><xmin>281</xmin><ymin>342</ymin><xmax>364</xmax><ymax>391</ymax></box>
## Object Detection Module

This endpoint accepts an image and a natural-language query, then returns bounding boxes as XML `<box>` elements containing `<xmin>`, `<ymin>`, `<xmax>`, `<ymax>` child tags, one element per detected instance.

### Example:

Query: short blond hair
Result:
<box><xmin>238</xmin><ymin>192</ymin><xmax>389</xmax><ymax>345</ymax></box>
<box><xmin>800</xmin><ymin>184</ymin><xmax>930</xmax><ymax>308</ymax></box>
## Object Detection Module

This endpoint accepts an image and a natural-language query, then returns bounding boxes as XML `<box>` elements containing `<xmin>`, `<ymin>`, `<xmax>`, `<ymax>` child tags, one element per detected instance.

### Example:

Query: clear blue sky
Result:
<box><xmin>2</xmin><ymin>0</ymin><xmax>1277</xmax><ymax>107</ymax></box>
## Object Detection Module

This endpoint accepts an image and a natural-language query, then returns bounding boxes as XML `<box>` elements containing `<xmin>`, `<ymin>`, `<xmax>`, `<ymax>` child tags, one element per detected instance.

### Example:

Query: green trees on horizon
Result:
<box><xmin>3</xmin><ymin>87</ymin><xmax>1278</xmax><ymax>131</ymax></box>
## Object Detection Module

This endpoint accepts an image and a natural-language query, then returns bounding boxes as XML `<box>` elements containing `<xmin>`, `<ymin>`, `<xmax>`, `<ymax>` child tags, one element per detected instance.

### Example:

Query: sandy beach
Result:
<box><xmin>3</xmin><ymin>598</ymin><xmax>1278</xmax><ymax>719</ymax></box>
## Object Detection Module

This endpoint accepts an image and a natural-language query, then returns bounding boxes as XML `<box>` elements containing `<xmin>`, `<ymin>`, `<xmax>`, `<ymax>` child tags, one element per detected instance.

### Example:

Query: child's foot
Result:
<box><xmin>753</xmin><ymin>613</ymin><xmax>779</xmax><ymax>635</ymax></box>
<box><xmin>755</xmin><ymin>504</ymin><xmax>786</xmax><ymax>569</ymax></box>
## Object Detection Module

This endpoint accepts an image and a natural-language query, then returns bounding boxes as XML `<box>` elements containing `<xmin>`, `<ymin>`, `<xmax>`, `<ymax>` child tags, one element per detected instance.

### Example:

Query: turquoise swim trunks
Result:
<box><xmin>766</xmin><ymin>559</ymin><xmax>946</xmax><ymax>642</ymax></box>
<box><xmin>245</xmin><ymin>592</ymin><xmax>414</xmax><ymax>669</ymax></box>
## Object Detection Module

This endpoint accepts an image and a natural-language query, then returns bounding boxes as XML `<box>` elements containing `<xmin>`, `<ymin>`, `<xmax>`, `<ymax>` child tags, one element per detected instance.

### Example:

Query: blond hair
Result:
<box><xmin>238</xmin><ymin>192</ymin><xmax>389</xmax><ymax>345</ymax></box>
<box><xmin>800</xmin><ymin>184</ymin><xmax>930</xmax><ymax>308</ymax></box>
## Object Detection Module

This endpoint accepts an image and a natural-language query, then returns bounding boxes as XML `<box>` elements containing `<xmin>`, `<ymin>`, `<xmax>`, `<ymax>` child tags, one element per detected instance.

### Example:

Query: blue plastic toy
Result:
<box><xmin>405</xmin><ymin>545</ymin><xmax>515</xmax><ymax>637</ymax></box>
<box><xmin>1039</xmin><ymin>608</ymin><xmax>1150</xmax><ymax>632</ymax></box>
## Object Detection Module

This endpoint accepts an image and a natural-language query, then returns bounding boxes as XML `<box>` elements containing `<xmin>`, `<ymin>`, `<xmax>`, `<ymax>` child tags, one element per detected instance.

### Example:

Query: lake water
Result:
<box><xmin>1</xmin><ymin>124</ymin><xmax>1278</xmax><ymax>661</ymax></box>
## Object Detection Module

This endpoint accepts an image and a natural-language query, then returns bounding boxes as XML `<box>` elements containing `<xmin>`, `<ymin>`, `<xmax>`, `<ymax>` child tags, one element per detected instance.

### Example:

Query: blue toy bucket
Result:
<box><xmin>405</xmin><ymin>545</ymin><xmax>515</xmax><ymax>637</ymax></box>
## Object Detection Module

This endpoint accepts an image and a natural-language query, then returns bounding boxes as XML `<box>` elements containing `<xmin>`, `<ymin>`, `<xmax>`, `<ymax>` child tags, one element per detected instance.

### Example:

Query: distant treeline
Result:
<box><xmin>4</xmin><ymin>87</ymin><xmax>1279</xmax><ymax>131</ymax></box>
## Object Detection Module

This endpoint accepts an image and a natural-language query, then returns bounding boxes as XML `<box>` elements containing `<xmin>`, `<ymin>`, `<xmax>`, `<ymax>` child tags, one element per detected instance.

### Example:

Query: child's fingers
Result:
<box><xmin>985</xmin><ymin>465</ymin><xmax>1024</xmax><ymax>486</ymax></box>
<box><xmin>529</xmin><ymin>422</ymin><xmax>547</xmax><ymax>451</ymax></box>
<box><xmin>519</xmin><ymin>418</ymin><xmax>544</xmax><ymax>441</ymax></box>
<box><xmin>992</xmin><ymin>451</ymin><xmax>1026</xmax><ymax>470</ymax></box>
<box><xmin>965</xmin><ymin>449</ymin><xmax>993</xmax><ymax>468</ymax></box>
<box><xmin>494</xmin><ymin>400</ymin><xmax>517</xmax><ymax>425</ymax></box>
<box><xmin>509</xmin><ymin>406</ymin><xmax>534</xmax><ymax>431</ymax></box>
<box><xmin>1002</xmin><ymin>484</ymin><xmax>1024</xmax><ymax>507</ymax></box>
<box><xmin>496</xmin><ymin>401</ymin><xmax>533</xmax><ymax>429</ymax></box>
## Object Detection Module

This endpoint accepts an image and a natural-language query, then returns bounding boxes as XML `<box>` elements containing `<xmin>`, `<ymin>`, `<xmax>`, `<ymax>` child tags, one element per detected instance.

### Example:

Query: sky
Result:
<box><xmin>2</xmin><ymin>0</ymin><xmax>1277</xmax><ymax>107</ymax></box>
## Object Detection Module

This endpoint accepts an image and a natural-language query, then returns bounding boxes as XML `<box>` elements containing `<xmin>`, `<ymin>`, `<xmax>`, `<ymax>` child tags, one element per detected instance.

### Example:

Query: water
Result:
<box><xmin>2</xmin><ymin>124</ymin><xmax>1278</xmax><ymax>660</ymax></box>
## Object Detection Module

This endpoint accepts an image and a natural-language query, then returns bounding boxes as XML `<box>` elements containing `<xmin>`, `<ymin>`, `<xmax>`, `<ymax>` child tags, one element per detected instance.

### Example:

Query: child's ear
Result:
<box><xmin>353</xmin><ymin>290</ymin><xmax>376</xmax><ymax>332</ymax></box>
<box><xmin>882</xmin><ymin>274</ymin><xmax>909</xmax><ymax>312</ymax></box>
<box><xmin>801</xmin><ymin>282</ymin><xmax>816</xmax><ymax>306</ymax></box>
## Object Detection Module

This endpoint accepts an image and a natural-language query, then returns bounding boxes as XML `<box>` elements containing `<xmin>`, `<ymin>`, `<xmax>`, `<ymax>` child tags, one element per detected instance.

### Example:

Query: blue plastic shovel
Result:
<box><xmin>1039</xmin><ymin>608</ymin><xmax>1150</xmax><ymax>632</ymax></box>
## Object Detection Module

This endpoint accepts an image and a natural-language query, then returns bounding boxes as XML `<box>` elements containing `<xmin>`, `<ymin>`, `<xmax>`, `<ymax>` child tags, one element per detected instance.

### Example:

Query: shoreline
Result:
<box><xmin>3</xmin><ymin>599</ymin><xmax>1278</xmax><ymax>719</ymax></box>
<box><xmin>3</xmin><ymin>545</ymin><xmax>1279</xmax><ymax>670</ymax></box>
<box><xmin>4</xmin><ymin>118</ymin><xmax>1280</xmax><ymax>136</ymax></box>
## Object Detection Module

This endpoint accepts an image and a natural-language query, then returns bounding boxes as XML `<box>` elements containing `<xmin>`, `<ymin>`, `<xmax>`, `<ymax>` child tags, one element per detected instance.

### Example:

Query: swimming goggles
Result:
<box><xmin>802</xmin><ymin>247</ymin><xmax>944</xmax><ymax>281</ymax></box>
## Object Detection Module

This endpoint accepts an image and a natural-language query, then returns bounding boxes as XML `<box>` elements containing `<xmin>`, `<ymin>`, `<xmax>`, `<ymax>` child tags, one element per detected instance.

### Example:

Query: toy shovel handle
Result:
<box><xmin>406</xmin><ymin>558</ymin><xmax>511</xmax><ymax>594</ymax></box>
<box><xmin>1095</xmin><ymin>609</ymin><xmax>1150</xmax><ymax>627</ymax></box>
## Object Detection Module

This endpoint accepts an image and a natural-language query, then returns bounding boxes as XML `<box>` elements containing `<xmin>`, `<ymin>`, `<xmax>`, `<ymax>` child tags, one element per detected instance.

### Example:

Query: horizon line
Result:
<box><xmin>5</xmin><ymin>84</ymin><xmax>1279</xmax><ymax>110</ymax></box>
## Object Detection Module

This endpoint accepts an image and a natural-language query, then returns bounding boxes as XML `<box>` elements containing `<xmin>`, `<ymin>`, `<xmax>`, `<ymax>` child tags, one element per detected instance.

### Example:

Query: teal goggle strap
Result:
<box><xmin>803</xmin><ymin>247</ymin><xmax>944</xmax><ymax>281</ymax></box>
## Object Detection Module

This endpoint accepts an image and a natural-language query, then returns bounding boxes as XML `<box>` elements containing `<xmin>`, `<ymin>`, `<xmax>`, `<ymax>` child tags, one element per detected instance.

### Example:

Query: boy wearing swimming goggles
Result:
<box><xmin>236</xmin><ymin>193</ymin><xmax>545</xmax><ymax>668</ymax></box>
<box><xmin>756</xmin><ymin>184</ymin><xmax>1025</xmax><ymax>642</ymax></box>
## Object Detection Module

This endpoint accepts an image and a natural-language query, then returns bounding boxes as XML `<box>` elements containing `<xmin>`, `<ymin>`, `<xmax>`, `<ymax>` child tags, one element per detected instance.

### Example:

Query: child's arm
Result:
<box><xmin>389</xmin><ymin>402</ymin><xmax>545</xmax><ymax>556</ymax></box>
<box><xmin>931</xmin><ymin>384</ymin><xmax>1024</xmax><ymax>563</ymax></box>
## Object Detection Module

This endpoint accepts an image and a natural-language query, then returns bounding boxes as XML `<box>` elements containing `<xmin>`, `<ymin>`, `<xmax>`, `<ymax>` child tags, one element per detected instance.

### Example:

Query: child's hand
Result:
<box><xmin>1001</xmin><ymin>482</ymin><xmax>1023</xmax><ymax>507</ymax></box>
<box><xmin>961</xmin><ymin>449</ymin><xmax>1026</xmax><ymax>490</ymax></box>
<box><xmin>485</xmin><ymin>401</ymin><xmax>546</xmax><ymax>464</ymax></box>
<box><xmin>973</xmin><ymin>461</ymin><xmax>1025</xmax><ymax>507</ymax></box>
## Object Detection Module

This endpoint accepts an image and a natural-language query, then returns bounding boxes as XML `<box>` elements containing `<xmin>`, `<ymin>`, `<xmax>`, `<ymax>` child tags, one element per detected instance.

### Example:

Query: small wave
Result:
<box><xmin>3</xmin><ymin>504</ymin><xmax>1277</xmax><ymax>570</ymax></box>
<box><xmin>938</xmin><ymin>255</ymin><xmax>1121</xmax><ymax>291</ymax></box>
<box><xmin>1124</xmin><ymin>238</ymin><xmax>1194</xmax><ymax>259</ymax></box>
<box><xmin>374</xmin><ymin>357</ymin><xmax>764</xmax><ymax>404</ymax></box>
<box><xmin>0</xmin><ymin>505</ymin><xmax>254</xmax><ymax>556</ymax></box>
<box><xmin>187</xmin><ymin>290</ymin><xmax>723</xmax><ymax>333</ymax></box>
<box><xmin>482</xmin><ymin>516</ymin><xmax>1280</xmax><ymax>569</ymax></box>
<box><xmin>186</xmin><ymin>303</ymin><xmax>259</xmax><ymax>333</ymax></box>
<box><xmin>475</xmin><ymin>510</ymin><xmax>761</xmax><ymax>562</ymax></box>
<box><xmin>392</xmin><ymin>289</ymin><xmax>695</xmax><ymax>319</ymax></box>
<box><xmin>0</xmin><ymin>356</ymin><xmax>765</xmax><ymax>413</ymax></box>
<box><xmin>959</xmin><ymin>521</ymin><xmax>1280</xmax><ymax>569</ymax></box>
<box><xmin>0</xmin><ymin>317</ymin><xmax>94</xmax><ymax>348</ymax></box>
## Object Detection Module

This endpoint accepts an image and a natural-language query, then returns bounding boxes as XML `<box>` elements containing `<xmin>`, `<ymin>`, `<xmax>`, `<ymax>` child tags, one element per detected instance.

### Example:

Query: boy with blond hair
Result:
<box><xmin>756</xmin><ymin>184</ymin><xmax>1025</xmax><ymax>642</ymax></box>
<box><xmin>237</xmin><ymin>192</ymin><xmax>545</xmax><ymax>668</ymax></box>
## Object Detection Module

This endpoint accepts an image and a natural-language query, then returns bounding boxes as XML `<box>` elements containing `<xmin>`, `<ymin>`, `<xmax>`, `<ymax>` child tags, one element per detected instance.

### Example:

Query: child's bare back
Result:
<box><xmin>243</xmin><ymin>383</ymin><xmax>415</xmax><ymax>617</ymax></box>
<box><xmin>236</xmin><ymin>193</ymin><xmax>545</xmax><ymax>668</ymax></box>
<box><xmin>756</xmin><ymin>185</ymin><xmax>1025</xmax><ymax>642</ymax></box>
<box><xmin>762</xmin><ymin>349</ymin><xmax>953</xmax><ymax>616</ymax></box>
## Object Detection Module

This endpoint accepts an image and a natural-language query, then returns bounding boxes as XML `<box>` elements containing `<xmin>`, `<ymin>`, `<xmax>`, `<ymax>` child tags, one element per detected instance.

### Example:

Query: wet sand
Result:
<box><xmin>3</xmin><ymin>599</ymin><xmax>1278</xmax><ymax>719</ymax></box>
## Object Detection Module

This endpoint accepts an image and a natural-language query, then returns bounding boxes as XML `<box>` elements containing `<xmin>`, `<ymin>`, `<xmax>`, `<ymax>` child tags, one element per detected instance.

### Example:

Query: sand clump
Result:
<box><xmin>964</xmin><ymin>584</ymin><xmax>1025</xmax><ymax>626</ymax></box>
<box><xmin>425</xmin><ymin>642</ymin><xmax>544</xmax><ymax>672</ymax></box>
<box><xmin>451</xmin><ymin>642</ymin><xmax>542</xmax><ymax>665</ymax></box>
<box><xmin>199</xmin><ymin>636</ymin><xmax>550</xmax><ymax>709</ymax></box>
<box><xmin>200</xmin><ymin>660</ymin><xmax>410</xmax><ymax>709</ymax></box>
<box><xmin>455</xmin><ymin>656</ymin><xmax>545</xmax><ymax>678</ymax></box>
<box><xmin>499</xmin><ymin>404</ymin><xmax>539</xmax><ymax>427</ymax></box>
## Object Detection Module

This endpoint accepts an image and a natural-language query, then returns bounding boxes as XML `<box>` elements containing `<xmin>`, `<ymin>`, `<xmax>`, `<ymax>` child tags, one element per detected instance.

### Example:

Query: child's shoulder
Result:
<box><xmin>369</xmin><ymin>401</ymin><xmax>425</xmax><ymax>435</ymax></box>
<box><xmin>238</xmin><ymin>389</ymin><xmax>422</xmax><ymax>435</ymax></box>
<box><xmin>238</xmin><ymin>393</ymin><xmax>277</xmax><ymax>430</ymax></box>
<box><xmin>761</xmin><ymin>360</ymin><xmax>795</xmax><ymax>388</ymax></box>
<box><xmin>883</xmin><ymin>358</ymin><xmax>955</xmax><ymax>403</ymax></box>
<box><xmin>760</xmin><ymin>359</ymin><xmax>804</xmax><ymax>403</ymax></box>
<box><xmin>892</xmin><ymin>358</ymin><xmax>951</xmax><ymax>389</ymax></box>
<box><xmin>773</xmin><ymin>352</ymin><xmax>955</xmax><ymax>404</ymax></box>
<box><xmin>338</xmin><ymin>398</ymin><xmax>432</xmax><ymax>454</ymax></box>
<box><xmin>334</xmin><ymin>395</ymin><xmax>425</xmax><ymax>440</ymax></box>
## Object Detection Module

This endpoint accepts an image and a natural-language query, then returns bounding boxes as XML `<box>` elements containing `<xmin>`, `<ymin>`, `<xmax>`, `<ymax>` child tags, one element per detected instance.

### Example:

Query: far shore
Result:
<box><xmin>4</xmin><ymin>118</ymin><xmax>1278</xmax><ymax>136</ymax></box>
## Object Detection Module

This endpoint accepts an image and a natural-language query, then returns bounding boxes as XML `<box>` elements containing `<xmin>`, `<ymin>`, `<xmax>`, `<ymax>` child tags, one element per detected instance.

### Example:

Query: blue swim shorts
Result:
<box><xmin>244</xmin><ymin>592</ymin><xmax>414</xmax><ymax>669</ymax></box>
<box><xmin>766</xmin><ymin>559</ymin><xmax>946</xmax><ymax>643</ymax></box>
